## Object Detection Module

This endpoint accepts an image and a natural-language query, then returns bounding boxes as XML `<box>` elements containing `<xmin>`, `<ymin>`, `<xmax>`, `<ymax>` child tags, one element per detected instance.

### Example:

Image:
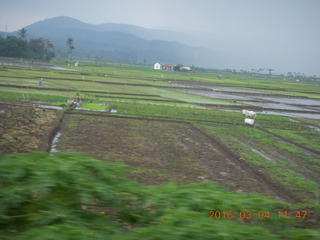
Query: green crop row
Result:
<box><xmin>0</xmin><ymin>90</ymin><xmax>68</xmax><ymax>102</ymax></box>
<box><xmin>197</xmin><ymin>123</ymin><xmax>320</xmax><ymax>200</ymax></box>
<box><xmin>270</xmin><ymin>129</ymin><xmax>320</xmax><ymax>152</ymax></box>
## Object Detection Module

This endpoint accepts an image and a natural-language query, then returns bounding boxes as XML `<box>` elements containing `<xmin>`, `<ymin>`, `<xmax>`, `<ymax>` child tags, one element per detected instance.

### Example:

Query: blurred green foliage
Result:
<box><xmin>0</xmin><ymin>152</ymin><xmax>319</xmax><ymax>239</ymax></box>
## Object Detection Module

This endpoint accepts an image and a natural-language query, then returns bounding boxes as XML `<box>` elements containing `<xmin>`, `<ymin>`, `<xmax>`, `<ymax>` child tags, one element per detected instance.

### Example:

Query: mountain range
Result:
<box><xmin>2</xmin><ymin>16</ymin><xmax>221</xmax><ymax>66</ymax></box>
<box><xmin>1</xmin><ymin>16</ymin><xmax>318</xmax><ymax>75</ymax></box>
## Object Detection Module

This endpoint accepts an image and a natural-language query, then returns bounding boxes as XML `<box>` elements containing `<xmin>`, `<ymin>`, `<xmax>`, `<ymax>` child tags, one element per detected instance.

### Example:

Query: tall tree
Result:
<box><xmin>27</xmin><ymin>38</ymin><xmax>55</xmax><ymax>60</ymax></box>
<box><xmin>4</xmin><ymin>36</ymin><xmax>27</xmax><ymax>58</ymax></box>
<box><xmin>267</xmin><ymin>68</ymin><xmax>274</xmax><ymax>76</ymax></box>
<box><xmin>18</xmin><ymin>28</ymin><xmax>27</xmax><ymax>40</ymax></box>
<box><xmin>44</xmin><ymin>39</ymin><xmax>55</xmax><ymax>60</ymax></box>
<box><xmin>66</xmin><ymin>37</ymin><xmax>75</xmax><ymax>62</ymax></box>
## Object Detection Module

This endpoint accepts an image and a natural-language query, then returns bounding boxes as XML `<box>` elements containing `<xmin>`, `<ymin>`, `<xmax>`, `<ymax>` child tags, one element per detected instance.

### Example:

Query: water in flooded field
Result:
<box><xmin>50</xmin><ymin>132</ymin><xmax>61</xmax><ymax>153</ymax></box>
<box><xmin>175</xmin><ymin>84</ymin><xmax>320</xmax><ymax>119</ymax></box>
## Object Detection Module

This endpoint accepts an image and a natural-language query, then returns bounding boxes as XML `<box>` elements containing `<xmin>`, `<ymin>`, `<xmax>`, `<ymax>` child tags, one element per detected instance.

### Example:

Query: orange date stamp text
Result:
<box><xmin>208</xmin><ymin>210</ymin><xmax>308</xmax><ymax>220</ymax></box>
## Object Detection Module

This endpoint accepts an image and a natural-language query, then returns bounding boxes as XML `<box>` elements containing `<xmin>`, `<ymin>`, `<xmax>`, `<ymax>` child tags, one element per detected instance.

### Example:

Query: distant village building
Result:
<box><xmin>153</xmin><ymin>62</ymin><xmax>173</xmax><ymax>71</ymax></box>
<box><xmin>161</xmin><ymin>63</ymin><xmax>173</xmax><ymax>71</ymax></box>
<box><xmin>180</xmin><ymin>66</ymin><xmax>191</xmax><ymax>71</ymax></box>
<box><xmin>154</xmin><ymin>62</ymin><xmax>161</xmax><ymax>70</ymax></box>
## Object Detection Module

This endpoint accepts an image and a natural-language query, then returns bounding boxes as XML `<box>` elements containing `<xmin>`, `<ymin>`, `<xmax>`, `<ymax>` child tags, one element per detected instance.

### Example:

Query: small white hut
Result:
<box><xmin>154</xmin><ymin>62</ymin><xmax>161</xmax><ymax>70</ymax></box>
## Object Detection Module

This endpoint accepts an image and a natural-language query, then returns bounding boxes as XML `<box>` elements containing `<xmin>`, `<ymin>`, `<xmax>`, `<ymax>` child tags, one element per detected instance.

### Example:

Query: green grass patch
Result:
<box><xmin>0</xmin><ymin>89</ymin><xmax>68</xmax><ymax>102</ymax></box>
<box><xmin>79</xmin><ymin>103</ymin><xmax>108</xmax><ymax>110</ymax></box>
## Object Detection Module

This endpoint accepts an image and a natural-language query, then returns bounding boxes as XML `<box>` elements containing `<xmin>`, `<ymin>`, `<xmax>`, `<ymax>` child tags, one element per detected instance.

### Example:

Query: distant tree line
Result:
<box><xmin>0</xmin><ymin>28</ymin><xmax>54</xmax><ymax>60</ymax></box>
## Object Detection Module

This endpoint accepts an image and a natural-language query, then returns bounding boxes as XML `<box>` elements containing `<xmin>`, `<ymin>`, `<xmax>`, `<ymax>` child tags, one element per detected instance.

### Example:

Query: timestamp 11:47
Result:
<box><xmin>208</xmin><ymin>210</ymin><xmax>308</xmax><ymax>219</ymax></box>
<box><xmin>277</xmin><ymin>210</ymin><xmax>307</xmax><ymax>219</ymax></box>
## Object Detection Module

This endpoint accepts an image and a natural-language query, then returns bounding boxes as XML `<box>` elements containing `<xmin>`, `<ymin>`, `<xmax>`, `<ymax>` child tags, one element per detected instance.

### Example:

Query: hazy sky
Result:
<box><xmin>1</xmin><ymin>0</ymin><xmax>319</xmax><ymax>75</ymax></box>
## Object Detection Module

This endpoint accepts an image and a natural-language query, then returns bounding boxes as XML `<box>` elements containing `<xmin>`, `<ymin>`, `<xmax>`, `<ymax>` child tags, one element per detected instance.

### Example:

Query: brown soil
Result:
<box><xmin>0</xmin><ymin>103</ymin><xmax>310</xmax><ymax>204</ymax></box>
<box><xmin>0</xmin><ymin>103</ymin><xmax>62</xmax><ymax>154</ymax></box>
<box><xmin>56</xmin><ymin>112</ymin><xmax>302</xmax><ymax>203</ymax></box>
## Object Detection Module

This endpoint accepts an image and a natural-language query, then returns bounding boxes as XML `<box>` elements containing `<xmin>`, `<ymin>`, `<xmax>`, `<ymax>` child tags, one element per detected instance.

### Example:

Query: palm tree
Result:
<box><xmin>267</xmin><ymin>68</ymin><xmax>274</xmax><ymax>76</ymax></box>
<box><xmin>18</xmin><ymin>28</ymin><xmax>27</xmax><ymax>40</ymax></box>
<box><xmin>67</xmin><ymin>38</ymin><xmax>75</xmax><ymax>62</ymax></box>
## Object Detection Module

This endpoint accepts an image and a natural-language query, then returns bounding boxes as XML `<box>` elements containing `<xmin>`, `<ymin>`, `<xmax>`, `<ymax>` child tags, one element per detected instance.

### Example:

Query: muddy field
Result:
<box><xmin>50</xmin><ymin>112</ymin><xmax>303</xmax><ymax>203</ymax></box>
<box><xmin>0</xmin><ymin>103</ymin><xmax>62</xmax><ymax>153</ymax></box>
<box><xmin>1</xmin><ymin>102</ymin><xmax>318</xmax><ymax>205</ymax></box>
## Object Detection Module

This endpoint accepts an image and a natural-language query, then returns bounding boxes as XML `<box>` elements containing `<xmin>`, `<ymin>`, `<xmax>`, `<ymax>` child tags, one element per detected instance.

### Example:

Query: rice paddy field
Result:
<box><xmin>1</xmin><ymin>60</ymin><xmax>320</xmax><ymax>238</ymax></box>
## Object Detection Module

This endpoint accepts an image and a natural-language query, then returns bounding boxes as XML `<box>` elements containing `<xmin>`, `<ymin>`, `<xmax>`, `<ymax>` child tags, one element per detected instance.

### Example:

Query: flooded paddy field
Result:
<box><xmin>174</xmin><ymin>82</ymin><xmax>320</xmax><ymax>119</ymax></box>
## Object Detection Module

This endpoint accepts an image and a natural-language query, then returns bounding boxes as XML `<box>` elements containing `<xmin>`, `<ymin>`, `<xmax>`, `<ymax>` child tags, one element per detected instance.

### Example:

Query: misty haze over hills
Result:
<box><xmin>2</xmin><ymin>16</ymin><xmax>219</xmax><ymax>68</ymax></box>
<box><xmin>1</xmin><ymin>16</ymin><xmax>318</xmax><ymax>76</ymax></box>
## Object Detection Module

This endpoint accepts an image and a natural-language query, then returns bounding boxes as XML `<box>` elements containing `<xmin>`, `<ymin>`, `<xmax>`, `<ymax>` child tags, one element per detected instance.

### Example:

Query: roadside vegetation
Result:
<box><xmin>1</xmin><ymin>152</ymin><xmax>319</xmax><ymax>239</ymax></box>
